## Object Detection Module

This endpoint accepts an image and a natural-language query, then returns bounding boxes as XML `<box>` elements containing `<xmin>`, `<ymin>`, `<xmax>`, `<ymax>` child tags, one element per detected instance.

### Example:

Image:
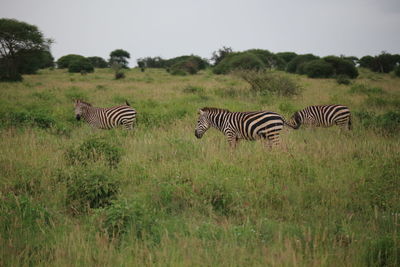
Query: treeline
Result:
<box><xmin>1</xmin><ymin>18</ymin><xmax>400</xmax><ymax>82</ymax></box>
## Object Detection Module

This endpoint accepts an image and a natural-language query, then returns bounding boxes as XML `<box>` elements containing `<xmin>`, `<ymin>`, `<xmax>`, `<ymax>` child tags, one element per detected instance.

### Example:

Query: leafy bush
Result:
<box><xmin>115</xmin><ymin>71</ymin><xmax>125</xmax><ymax>80</ymax></box>
<box><xmin>286</xmin><ymin>54</ymin><xmax>319</xmax><ymax>74</ymax></box>
<box><xmin>336</xmin><ymin>74</ymin><xmax>351</xmax><ymax>85</ymax></box>
<box><xmin>65</xmin><ymin>168</ymin><xmax>120</xmax><ymax>214</ymax></box>
<box><xmin>98</xmin><ymin>198</ymin><xmax>158</xmax><ymax>241</ymax></box>
<box><xmin>394</xmin><ymin>65</ymin><xmax>400</xmax><ymax>77</ymax></box>
<box><xmin>57</xmin><ymin>54</ymin><xmax>85</xmax><ymax>69</ymax></box>
<box><xmin>303</xmin><ymin>59</ymin><xmax>334</xmax><ymax>78</ymax></box>
<box><xmin>245</xmin><ymin>49</ymin><xmax>285</xmax><ymax>69</ymax></box>
<box><xmin>1</xmin><ymin>107</ymin><xmax>56</xmax><ymax>129</ymax></box>
<box><xmin>109</xmin><ymin>49</ymin><xmax>130</xmax><ymax>69</ymax></box>
<box><xmin>323</xmin><ymin>56</ymin><xmax>358</xmax><ymax>78</ymax></box>
<box><xmin>234</xmin><ymin>70</ymin><xmax>301</xmax><ymax>96</ymax></box>
<box><xmin>355</xmin><ymin>110</ymin><xmax>400</xmax><ymax>136</ymax></box>
<box><xmin>166</xmin><ymin>55</ymin><xmax>208</xmax><ymax>75</ymax></box>
<box><xmin>213</xmin><ymin>52</ymin><xmax>265</xmax><ymax>74</ymax></box>
<box><xmin>68</xmin><ymin>57</ymin><xmax>94</xmax><ymax>73</ymax></box>
<box><xmin>87</xmin><ymin>56</ymin><xmax>108</xmax><ymax>68</ymax></box>
<box><xmin>65</xmin><ymin>137</ymin><xmax>122</xmax><ymax>168</ymax></box>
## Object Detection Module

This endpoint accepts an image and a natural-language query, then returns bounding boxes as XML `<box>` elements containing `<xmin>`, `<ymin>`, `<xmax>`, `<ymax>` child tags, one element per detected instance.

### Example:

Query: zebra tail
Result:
<box><xmin>125</xmin><ymin>100</ymin><xmax>130</xmax><ymax>106</ymax></box>
<box><xmin>348</xmin><ymin>115</ymin><xmax>352</xmax><ymax>130</ymax></box>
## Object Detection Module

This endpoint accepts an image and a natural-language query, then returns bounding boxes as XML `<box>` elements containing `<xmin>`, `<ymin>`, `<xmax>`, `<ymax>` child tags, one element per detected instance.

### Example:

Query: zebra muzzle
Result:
<box><xmin>195</xmin><ymin>130</ymin><xmax>201</xmax><ymax>139</ymax></box>
<box><xmin>76</xmin><ymin>114</ymin><xmax>81</xmax><ymax>121</ymax></box>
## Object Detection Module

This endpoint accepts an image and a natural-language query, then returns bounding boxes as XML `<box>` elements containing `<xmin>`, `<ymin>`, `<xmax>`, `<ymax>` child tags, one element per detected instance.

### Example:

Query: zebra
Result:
<box><xmin>74</xmin><ymin>99</ymin><xmax>137</xmax><ymax>130</ymax></box>
<box><xmin>194</xmin><ymin>107</ymin><xmax>285</xmax><ymax>148</ymax></box>
<box><xmin>285</xmin><ymin>104</ymin><xmax>352</xmax><ymax>130</ymax></box>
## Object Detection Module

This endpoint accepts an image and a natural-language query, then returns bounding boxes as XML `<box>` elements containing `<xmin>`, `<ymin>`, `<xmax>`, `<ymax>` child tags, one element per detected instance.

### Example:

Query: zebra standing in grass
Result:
<box><xmin>195</xmin><ymin>107</ymin><xmax>285</xmax><ymax>148</ymax></box>
<box><xmin>285</xmin><ymin>104</ymin><xmax>352</xmax><ymax>130</ymax></box>
<box><xmin>74</xmin><ymin>99</ymin><xmax>137</xmax><ymax>129</ymax></box>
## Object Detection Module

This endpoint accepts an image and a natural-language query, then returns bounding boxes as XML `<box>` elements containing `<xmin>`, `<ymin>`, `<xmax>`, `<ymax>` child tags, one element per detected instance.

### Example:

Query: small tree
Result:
<box><xmin>68</xmin><ymin>57</ymin><xmax>94</xmax><ymax>73</ymax></box>
<box><xmin>57</xmin><ymin>54</ymin><xmax>85</xmax><ymax>69</ymax></box>
<box><xmin>303</xmin><ymin>59</ymin><xmax>334</xmax><ymax>78</ymax></box>
<box><xmin>0</xmin><ymin>18</ymin><xmax>52</xmax><ymax>81</ymax></box>
<box><xmin>87</xmin><ymin>56</ymin><xmax>108</xmax><ymax>68</ymax></box>
<box><xmin>109</xmin><ymin>49</ymin><xmax>130</xmax><ymax>69</ymax></box>
<box><xmin>211</xmin><ymin>46</ymin><xmax>233</xmax><ymax>66</ymax></box>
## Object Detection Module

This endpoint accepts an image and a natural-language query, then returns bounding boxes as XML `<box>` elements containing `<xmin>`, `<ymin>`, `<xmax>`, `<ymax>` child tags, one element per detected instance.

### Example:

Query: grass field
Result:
<box><xmin>0</xmin><ymin>68</ymin><xmax>399</xmax><ymax>266</ymax></box>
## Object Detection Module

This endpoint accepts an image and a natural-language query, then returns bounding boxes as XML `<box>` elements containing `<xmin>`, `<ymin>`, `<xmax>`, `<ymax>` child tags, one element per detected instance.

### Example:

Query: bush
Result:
<box><xmin>355</xmin><ymin>110</ymin><xmax>400</xmax><ymax>136</ymax></box>
<box><xmin>286</xmin><ymin>54</ymin><xmax>319</xmax><ymax>74</ymax></box>
<box><xmin>166</xmin><ymin>55</ymin><xmax>208</xmax><ymax>75</ymax></box>
<box><xmin>115</xmin><ymin>71</ymin><xmax>125</xmax><ymax>79</ymax></box>
<box><xmin>87</xmin><ymin>56</ymin><xmax>108</xmax><ymax>68</ymax></box>
<box><xmin>213</xmin><ymin>52</ymin><xmax>265</xmax><ymax>74</ymax></box>
<box><xmin>98</xmin><ymin>198</ymin><xmax>158</xmax><ymax>241</ymax></box>
<box><xmin>234</xmin><ymin>70</ymin><xmax>302</xmax><ymax>96</ymax></box>
<box><xmin>394</xmin><ymin>65</ymin><xmax>400</xmax><ymax>77</ymax></box>
<box><xmin>323</xmin><ymin>56</ymin><xmax>358</xmax><ymax>78</ymax></box>
<box><xmin>57</xmin><ymin>54</ymin><xmax>85</xmax><ymax>69</ymax></box>
<box><xmin>65</xmin><ymin>168</ymin><xmax>120</xmax><ymax>214</ymax></box>
<box><xmin>65</xmin><ymin>137</ymin><xmax>122</xmax><ymax>168</ymax></box>
<box><xmin>336</xmin><ymin>74</ymin><xmax>351</xmax><ymax>85</ymax></box>
<box><xmin>303</xmin><ymin>59</ymin><xmax>334</xmax><ymax>78</ymax></box>
<box><xmin>68</xmin><ymin>57</ymin><xmax>94</xmax><ymax>73</ymax></box>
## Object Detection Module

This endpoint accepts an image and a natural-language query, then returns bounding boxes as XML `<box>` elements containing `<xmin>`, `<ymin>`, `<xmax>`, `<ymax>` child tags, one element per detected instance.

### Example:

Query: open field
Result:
<box><xmin>0</xmin><ymin>68</ymin><xmax>399</xmax><ymax>266</ymax></box>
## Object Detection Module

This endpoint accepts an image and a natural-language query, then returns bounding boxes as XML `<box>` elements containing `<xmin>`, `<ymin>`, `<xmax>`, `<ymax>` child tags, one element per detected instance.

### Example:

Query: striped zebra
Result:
<box><xmin>195</xmin><ymin>107</ymin><xmax>285</xmax><ymax>148</ymax></box>
<box><xmin>285</xmin><ymin>104</ymin><xmax>352</xmax><ymax>130</ymax></box>
<box><xmin>74</xmin><ymin>99</ymin><xmax>137</xmax><ymax>129</ymax></box>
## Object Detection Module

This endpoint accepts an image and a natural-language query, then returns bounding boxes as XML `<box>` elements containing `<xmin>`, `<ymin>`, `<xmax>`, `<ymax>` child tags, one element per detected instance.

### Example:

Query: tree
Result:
<box><xmin>16</xmin><ymin>49</ymin><xmax>54</xmax><ymax>74</ymax></box>
<box><xmin>68</xmin><ymin>57</ymin><xmax>94</xmax><ymax>73</ymax></box>
<box><xmin>57</xmin><ymin>54</ymin><xmax>85</xmax><ymax>69</ymax></box>
<box><xmin>109</xmin><ymin>49</ymin><xmax>130</xmax><ymax>68</ymax></box>
<box><xmin>211</xmin><ymin>46</ymin><xmax>233</xmax><ymax>66</ymax></box>
<box><xmin>0</xmin><ymin>18</ymin><xmax>52</xmax><ymax>81</ymax></box>
<box><xmin>87</xmin><ymin>56</ymin><xmax>108</xmax><ymax>68</ymax></box>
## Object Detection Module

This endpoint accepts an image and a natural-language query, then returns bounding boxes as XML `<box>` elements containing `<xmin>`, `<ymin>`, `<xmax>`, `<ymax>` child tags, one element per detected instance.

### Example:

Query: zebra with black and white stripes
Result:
<box><xmin>285</xmin><ymin>104</ymin><xmax>352</xmax><ymax>130</ymax></box>
<box><xmin>74</xmin><ymin>99</ymin><xmax>137</xmax><ymax>130</ymax></box>
<box><xmin>194</xmin><ymin>107</ymin><xmax>285</xmax><ymax>148</ymax></box>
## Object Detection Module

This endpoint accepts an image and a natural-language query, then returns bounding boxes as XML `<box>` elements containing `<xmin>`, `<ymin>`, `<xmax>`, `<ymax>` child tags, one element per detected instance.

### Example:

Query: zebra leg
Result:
<box><xmin>227</xmin><ymin>135</ymin><xmax>238</xmax><ymax>149</ymax></box>
<box><xmin>267</xmin><ymin>133</ymin><xmax>280</xmax><ymax>148</ymax></box>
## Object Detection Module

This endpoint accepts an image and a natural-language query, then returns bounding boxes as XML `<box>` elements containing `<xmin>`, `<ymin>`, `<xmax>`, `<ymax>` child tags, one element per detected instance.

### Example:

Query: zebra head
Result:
<box><xmin>195</xmin><ymin>108</ymin><xmax>211</xmax><ymax>139</ymax></box>
<box><xmin>287</xmin><ymin>111</ymin><xmax>302</xmax><ymax>129</ymax></box>
<box><xmin>74</xmin><ymin>100</ymin><xmax>91</xmax><ymax>121</ymax></box>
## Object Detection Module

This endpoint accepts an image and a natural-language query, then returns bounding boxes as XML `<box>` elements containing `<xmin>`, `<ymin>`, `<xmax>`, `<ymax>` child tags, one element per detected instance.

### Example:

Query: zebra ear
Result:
<box><xmin>198</xmin><ymin>109</ymin><xmax>204</xmax><ymax>115</ymax></box>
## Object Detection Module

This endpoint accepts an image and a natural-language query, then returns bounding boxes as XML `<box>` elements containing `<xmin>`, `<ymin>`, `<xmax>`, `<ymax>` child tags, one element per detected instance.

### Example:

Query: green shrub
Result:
<box><xmin>355</xmin><ymin>110</ymin><xmax>400</xmax><ymax>136</ymax></box>
<box><xmin>336</xmin><ymin>74</ymin><xmax>351</xmax><ymax>85</ymax></box>
<box><xmin>3</xmin><ymin>107</ymin><xmax>55</xmax><ymax>129</ymax></box>
<box><xmin>286</xmin><ymin>54</ymin><xmax>319</xmax><ymax>74</ymax></box>
<box><xmin>323</xmin><ymin>56</ymin><xmax>358</xmax><ymax>78</ymax></box>
<box><xmin>394</xmin><ymin>65</ymin><xmax>400</xmax><ymax>77</ymax></box>
<box><xmin>234</xmin><ymin>70</ymin><xmax>301</xmax><ymax>96</ymax></box>
<box><xmin>68</xmin><ymin>57</ymin><xmax>94</xmax><ymax>73</ymax></box>
<box><xmin>115</xmin><ymin>71</ymin><xmax>125</xmax><ymax>79</ymax></box>
<box><xmin>57</xmin><ymin>54</ymin><xmax>85</xmax><ymax>69</ymax></box>
<box><xmin>303</xmin><ymin>59</ymin><xmax>334</xmax><ymax>78</ymax></box>
<box><xmin>65</xmin><ymin>168</ymin><xmax>120</xmax><ymax>214</ymax></box>
<box><xmin>98</xmin><ymin>198</ymin><xmax>158</xmax><ymax>241</ymax></box>
<box><xmin>213</xmin><ymin>52</ymin><xmax>265</xmax><ymax>74</ymax></box>
<box><xmin>65</xmin><ymin>137</ymin><xmax>122</xmax><ymax>168</ymax></box>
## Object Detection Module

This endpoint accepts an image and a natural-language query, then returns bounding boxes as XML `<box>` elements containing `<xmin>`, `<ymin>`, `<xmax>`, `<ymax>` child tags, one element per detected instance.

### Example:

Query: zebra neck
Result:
<box><xmin>82</xmin><ymin>106</ymin><xmax>97</xmax><ymax>121</ymax></box>
<box><xmin>209</xmin><ymin>112</ymin><xmax>229</xmax><ymax>132</ymax></box>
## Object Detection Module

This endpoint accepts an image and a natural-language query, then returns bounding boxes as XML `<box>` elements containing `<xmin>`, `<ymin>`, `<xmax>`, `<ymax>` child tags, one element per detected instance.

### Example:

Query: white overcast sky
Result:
<box><xmin>1</xmin><ymin>0</ymin><xmax>399</xmax><ymax>67</ymax></box>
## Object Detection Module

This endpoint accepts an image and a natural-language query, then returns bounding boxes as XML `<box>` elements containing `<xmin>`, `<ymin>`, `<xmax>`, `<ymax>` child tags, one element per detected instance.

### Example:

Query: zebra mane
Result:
<box><xmin>200</xmin><ymin>107</ymin><xmax>230</xmax><ymax>113</ymax></box>
<box><xmin>77</xmin><ymin>100</ymin><xmax>92</xmax><ymax>107</ymax></box>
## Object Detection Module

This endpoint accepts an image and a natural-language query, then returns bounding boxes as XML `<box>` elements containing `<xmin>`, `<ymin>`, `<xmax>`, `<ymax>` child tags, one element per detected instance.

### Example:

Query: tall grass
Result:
<box><xmin>0</xmin><ymin>68</ymin><xmax>399</xmax><ymax>266</ymax></box>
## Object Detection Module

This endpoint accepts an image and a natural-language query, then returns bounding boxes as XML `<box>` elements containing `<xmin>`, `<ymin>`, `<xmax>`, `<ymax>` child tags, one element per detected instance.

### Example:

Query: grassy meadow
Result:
<box><xmin>0</xmin><ymin>68</ymin><xmax>399</xmax><ymax>266</ymax></box>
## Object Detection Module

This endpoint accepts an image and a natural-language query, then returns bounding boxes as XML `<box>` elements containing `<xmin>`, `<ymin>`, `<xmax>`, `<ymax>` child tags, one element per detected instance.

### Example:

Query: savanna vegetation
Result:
<box><xmin>0</xmin><ymin>65</ymin><xmax>399</xmax><ymax>266</ymax></box>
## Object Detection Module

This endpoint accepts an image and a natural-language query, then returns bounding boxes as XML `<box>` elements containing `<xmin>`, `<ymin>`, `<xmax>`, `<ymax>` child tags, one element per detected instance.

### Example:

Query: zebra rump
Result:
<box><xmin>286</xmin><ymin>104</ymin><xmax>352</xmax><ymax>130</ymax></box>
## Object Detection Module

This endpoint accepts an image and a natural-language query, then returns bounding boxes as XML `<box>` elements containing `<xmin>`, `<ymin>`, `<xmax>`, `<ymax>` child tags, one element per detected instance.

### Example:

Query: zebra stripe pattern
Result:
<box><xmin>285</xmin><ymin>104</ymin><xmax>352</xmax><ymax>130</ymax></box>
<box><xmin>195</xmin><ymin>107</ymin><xmax>285</xmax><ymax>148</ymax></box>
<box><xmin>74</xmin><ymin>99</ymin><xmax>137</xmax><ymax>130</ymax></box>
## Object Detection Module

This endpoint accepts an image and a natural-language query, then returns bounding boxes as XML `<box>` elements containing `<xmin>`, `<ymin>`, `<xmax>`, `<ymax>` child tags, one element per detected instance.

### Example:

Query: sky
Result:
<box><xmin>1</xmin><ymin>0</ymin><xmax>399</xmax><ymax>67</ymax></box>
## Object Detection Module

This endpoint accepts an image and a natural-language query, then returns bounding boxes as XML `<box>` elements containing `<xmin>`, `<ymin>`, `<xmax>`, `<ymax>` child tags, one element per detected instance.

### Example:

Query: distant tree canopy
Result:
<box><xmin>137</xmin><ymin>57</ymin><xmax>166</xmax><ymax>68</ymax></box>
<box><xmin>0</xmin><ymin>18</ymin><xmax>53</xmax><ymax>81</ymax></box>
<box><xmin>57</xmin><ymin>54</ymin><xmax>85</xmax><ymax>69</ymax></box>
<box><xmin>68</xmin><ymin>57</ymin><xmax>94</xmax><ymax>73</ymax></box>
<box><xmin>359</xmin><ymin>52</ymin><xmax>400</xmax><ymax>73</ymax></box>
<box><xmin>109</xmin><ymin>49</ymin><xmax>130</xmax><ymax>68</ymax></box>
<box><xmin>211</xmin><ymin>46</ymin><xmax>233</xmax><ymax>66</ymax></box>
<box><xmin>87</xmin><ymin>56</ymin><xmax>108</xmax><ymax>68</ymax></box>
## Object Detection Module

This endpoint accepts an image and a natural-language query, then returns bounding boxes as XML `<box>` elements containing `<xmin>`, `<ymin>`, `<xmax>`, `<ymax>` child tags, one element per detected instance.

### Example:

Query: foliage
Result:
<box><xmin>109</xmin><ymin>49</ymin><xmax>130</xmax><ymax>68</ymax></box>
<box><xmin>0</xmin><ymin>18</ymin><xmax>52</xmax><ymax>81</ymax></box>
<box><xmin>323</xmin><ymin>56</ymin><xmax>358</xmax><ymax>78</ymax></box>
<box><xmin>394</xmin><ymin>65</ymin><xmax>400</xmax><ymax>77</ymax></box>
<box><xmin>136</xmin><ymin>57</ymin><xmax>166</xmax><ymax>68</ymax></box>
<box><xmin>365</xmin><ymin>235</ymin><xmax>400</xmax><ymax>266</ymax></box>
<box><xmin>213</xmin><ymin>52</ymin><xmax>265</xmax><ymax>74</ymax></box>
<box><xmin>234</xmin><ymin>69</ymin><xmax>301</xmax><ymax>96</ymax></box>
<box><xmin>355</xmin><ymin>110</ymin><xmax>400</xmax><ymax>136</ymax></box>
<box><xmin>87</xmin><ymin>56</ymin><xmax>108</xmax><ymax>68</ymax></box>
<box><xmin>65</xmin><ymin>137</ymin><xmax>122</xmax><ymax>168</ymax></box>
<box><xmin>286</xmin><ymin>54</ymin><xmax>319</xmax><ymax>74</ymax></box>
<box><xmin>211</xmin><ymin>46</ymin><xmax>233</xmax><ymax>66</ymax></box>
<box><xmin>246</xmin><ymin>49</ymin><xmax>285</xmax><ymax>69</ymax></box>
<box><xmin>165</xmin><ymin>55</ymin><xmax>209</xmax><ymax>75</ymax></box>
<box><xmin>16</xmin><ymin>49</ymin><xmax>54</xmax><ymax>74</ymax></box>
<box><xmin>68</xmin><ymin>57</ymin><xmax>94</xmax><ymax>73</ymax></box>
<box><xmin>303</xmin><ymin>59</ymin><xmax>335</xmax><ymax>78</ymax></box>
<box><xmin>336</xmin><ymin>74</ymin><xmax>351</xmax><ymax>85</ymax></box>
<box><xmin>64</xmin><ymin>167</ymin><xmax>120</xmax><ymax>214</ymax></box>
<box><xmin>359</xmin><ymin>55</ymin><xmax>374</xmax><ymax>69</ymax></box>
<box><xmin>57</xmin><ymin>54</ymin><xmax>85</xmax><ymax>69</ymax></box>
<box><xmin>359</xmin><ymin>52</ymin><xmax>400</xmax><ymax>73</ymax></box>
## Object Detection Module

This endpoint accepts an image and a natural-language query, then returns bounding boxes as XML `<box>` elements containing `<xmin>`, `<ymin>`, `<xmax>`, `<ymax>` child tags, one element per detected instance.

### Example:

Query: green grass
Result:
<box><xmin>0</xmin><ymin>68</ymin><xmax>399</xmax><ymax>266</ymax></box>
